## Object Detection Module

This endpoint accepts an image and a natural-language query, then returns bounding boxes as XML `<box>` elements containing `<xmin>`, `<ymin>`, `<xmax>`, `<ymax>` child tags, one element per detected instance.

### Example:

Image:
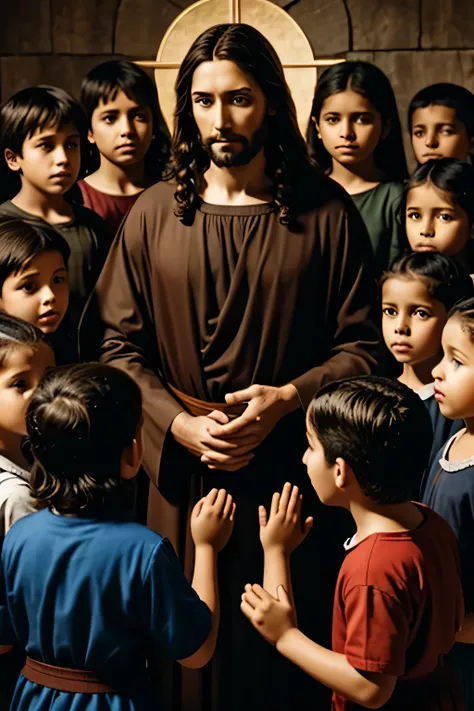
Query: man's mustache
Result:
<box><xmin>204</xmin><ymin>134</ymin><xmax>247</xmax><ymax>146</ymax></box>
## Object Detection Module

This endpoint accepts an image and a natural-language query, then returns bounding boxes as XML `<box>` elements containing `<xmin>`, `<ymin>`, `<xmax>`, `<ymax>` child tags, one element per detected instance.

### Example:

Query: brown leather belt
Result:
<box><xmin>168</xmin><ymin>383</ymin><xmax>247</xmax><ymax>419</ymax></box>
<box><xmin>21</xmin><ymin>657</ymin><xmax>119</xmax><ymax>694</ymax></box>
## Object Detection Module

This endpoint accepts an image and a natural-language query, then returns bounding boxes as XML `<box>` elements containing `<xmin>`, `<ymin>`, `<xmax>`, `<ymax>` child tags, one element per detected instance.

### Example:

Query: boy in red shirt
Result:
<box><xmin>241</xmin><ymin>376</ymin><xmax>464</xmax><ymax>710</ymax></box>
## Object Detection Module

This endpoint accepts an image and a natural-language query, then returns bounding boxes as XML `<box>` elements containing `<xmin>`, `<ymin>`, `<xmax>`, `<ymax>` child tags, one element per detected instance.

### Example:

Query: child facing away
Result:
<box><xmin>404</xmin><ymin>157</ymin><xmax>474</xmax><ymax>273</ymax></box>
<box><xmin>408</xmin><ymin>83</ymin><xmax>474</xmax><ymax>165</ymax></box>
<box><xmin>0</xmin><ymin>362</ymin><xmax>235</xmax><ymax>711</ymax></box>
<box><xmin>0</xmin><ymin>217</ymin><xmax>75</xmax><ymax>364</ymax></box>
<box><xmin>76</xmin><ymin>60</ymin><xmax>170</xmax><ymax>243</ymax></box>
<box><xmin>380</xmin><ymin>251</ymin><xmax>472</xmax><ymax>464</ymax></box>
<box><xmin>308</xmin><ymin>61</ymin><xmax>408</xmax><ymax>275</ymax></box>
<box><xmin>422</xmin><ymin>295</ymin><xmax>474</xmax><ymax>707</ymax></box>
<box><xmin>0</xmin><ymin>85</ymin><xmax>108</xmax><ymax>334</ymax></box>
<box><xmin>241</xmin><ymin>377</ymin><xmax>465</xmax><ymax>710</ymax></box>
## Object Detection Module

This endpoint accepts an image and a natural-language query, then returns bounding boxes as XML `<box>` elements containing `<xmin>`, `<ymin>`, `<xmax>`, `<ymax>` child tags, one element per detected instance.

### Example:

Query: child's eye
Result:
<box><xmin>438</xmin><ymin>213</ymin><xmax>454</xmax><ymax>222</ymax></box>
<box><xmin>11</xmin><ymin>379</ymin><xmax>27</xmax><ymax>392</ymax></box>
<box><xmin>382</xmin><ymin>307</ymin><xmax>397</xmax><ymax>317</ymax></box>
<box><xmin>37</xmin><ymin>142</ymin><xmax>52</xmax><ymax>152</ymax></box>
<box><xmin>355</xmin><ymin>115</ymin><xmax>371</xmax><ymax>125</ymax></box>
<box><xmin>441</xmin><ymin>128</ymin><xmax>454</xmax><ymax>135</ymax></box>
<box><xmin>19</xmin><ymin>282</ymin><xmax>36</xmax><ymax>294</ymax></box>
<box><xmin>413</xmin><ymin>130</ymin><xmax>424</xmax><ymax>138</ymax></box>
<box><xmin>195</xmin><ymin>98</ymin><xmax>212</xmax><ymax>107</ymax></box>
<box><xmin>452</xmin><ymin>357</ymin><xmax>462</xmax><ymax>369</ymax></box>
<box><xmin>407</xmin><ymin>211</ymin><xmax>421</xmax><ymax>221</ymax></box>
<box><xmin>134</xmin><ymin>112</ymin><xmax>149</xmax><ymax>122</ymax></box>
<box><xmin>414</xmin><ymin>309</ymin><xmax>431</xmax><ymax>319</ymax></box>
<box><xmin>102</xmin><ymin>116</ymin><xmax>115</xmax><ymax>124</ymax></box>
<box><xmin>66</xmin><ymin>141</ymin><xmax>79</xmax><ymax>150</ymax></box>
<box><xmin>53</xmin><ymin>275</ymin><xmax>67</xmax><ymax>285</ymax></box>
<box><xmin>324</xmin><ymin>116</ymin><xmax>338</xmax><ymax>125</ymax></box>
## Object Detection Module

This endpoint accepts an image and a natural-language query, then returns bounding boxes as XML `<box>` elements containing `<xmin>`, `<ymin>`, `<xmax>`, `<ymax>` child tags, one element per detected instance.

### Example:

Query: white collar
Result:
<box><xmin>415</xmin><ymin>382</ymin><xmax>435</xmax><ymax>401</ymax></box>
<box><xmin>0</xmin><ymin>453</ymin><xmax>31</xmax><ymax>482</ymax></box>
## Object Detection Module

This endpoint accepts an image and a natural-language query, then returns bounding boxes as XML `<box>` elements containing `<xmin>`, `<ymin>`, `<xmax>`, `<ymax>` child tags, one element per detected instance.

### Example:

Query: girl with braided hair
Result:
<box><xmin>82</xmin><ymin>22</ymin><xmax>378</xmax><ymax>711</ymax></box>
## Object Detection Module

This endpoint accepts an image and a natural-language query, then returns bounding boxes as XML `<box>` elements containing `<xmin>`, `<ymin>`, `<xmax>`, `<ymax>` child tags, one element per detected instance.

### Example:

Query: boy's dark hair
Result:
<box><xmin>447</xmin><ymin>295</ymin><xmax>474</xmax><ymax>335</ymax></box>
<box><xmin>27</xmin><ymin>363</ymin><xmax>142</xmax><ymax>514</ymax></box>
<box><xmin>0</xmin><ymin>85</ymin><xmax>88</xmax><ymax>157</ymax></box>
<box><xmin>0</xmin><ymin>313</ymin><xmax>48</xmax><ymax>368</ymax></box>
<box><xmin>404</xmin><ymin>157</ymin><xmax>474</xmax><ymax>226</ymax></box>
<box><xmin>308</xmin><ymin>375</ymin><xmax>433</xmax><ymax>505</ymax></box>
<box><xmin>307</xmin><ymin>61</ymin><xmax>408</xmax><ymax>181</ymax></box>
<box><xmin>408</xmin><ymin>83</ymin><xmax>474</xmax><ymax>137</ymax></box>
<box><xmin>0</xmin><ymin>218</ymin><xmax>70</xmax><ymax>292</ymax></box>
<box><xmin>80</xmin><ymin>60</ymin><xmax>170</xmax><ymax>181</ymax></box>
<box><xmin>380</xmin><ymin>252</ymin><xmax>474</xmax><ymax>312</ymax></box>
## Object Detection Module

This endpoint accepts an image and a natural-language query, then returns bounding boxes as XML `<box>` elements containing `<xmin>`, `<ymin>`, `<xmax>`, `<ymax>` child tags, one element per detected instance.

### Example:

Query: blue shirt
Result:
<box><xmin>0</xmin><ymin>508</ymin><xmax>211</xmax><ymax>710</ymax></box>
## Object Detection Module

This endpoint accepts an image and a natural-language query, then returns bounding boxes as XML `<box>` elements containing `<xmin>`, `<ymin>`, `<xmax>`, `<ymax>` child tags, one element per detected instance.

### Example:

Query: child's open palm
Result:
<box><xmin>259</xmin><ymin>483</ymin><xmax>313</xmax><ymax>555</ymax></box>
<box><xmin>191</xmin><ymin>488</ymin><xmax>236</xmax><ymax>552</ymax></box>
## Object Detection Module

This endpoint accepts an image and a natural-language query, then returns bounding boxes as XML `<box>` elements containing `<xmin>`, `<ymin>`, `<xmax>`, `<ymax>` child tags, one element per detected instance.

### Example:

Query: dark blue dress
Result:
<box><xmin>0</xmin><ymin>508</ymin><xmax>211</xmax><ymax>710</ymax></box>
<box><xmin>417</xmin><ymin>383</ymin><xmax>463</xmax><ymax>470</ymax></box>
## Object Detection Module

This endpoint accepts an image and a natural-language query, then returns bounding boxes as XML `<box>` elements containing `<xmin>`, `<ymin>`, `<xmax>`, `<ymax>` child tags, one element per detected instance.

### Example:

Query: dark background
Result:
<box><xmin>1</xmin><ymin>0</ymin><xmax>473</xmax><ymax>165</ymax></box>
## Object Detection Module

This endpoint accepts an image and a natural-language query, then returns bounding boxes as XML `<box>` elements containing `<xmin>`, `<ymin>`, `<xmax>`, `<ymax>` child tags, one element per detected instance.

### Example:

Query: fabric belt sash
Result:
<box><xmin>168</xmin><ymin>383</ymin><xmax>246</xmax><ymax>419</ymax></box>
<box><xmin>21</xmin><ymin>657</ymin><xmax>119</xmax><ymax>694</ymax></box>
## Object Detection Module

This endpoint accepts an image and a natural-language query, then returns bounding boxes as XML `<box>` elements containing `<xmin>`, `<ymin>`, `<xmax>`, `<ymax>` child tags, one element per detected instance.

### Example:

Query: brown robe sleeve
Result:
<box><xmin>80</xmin><ymin>200</ymin><xmax>184</xmax><ymax>487</ymax></box>
<box><xmin>290</xmin><ymin>199</ymin><xmax>378</xmax><ymax>408</ymax></box>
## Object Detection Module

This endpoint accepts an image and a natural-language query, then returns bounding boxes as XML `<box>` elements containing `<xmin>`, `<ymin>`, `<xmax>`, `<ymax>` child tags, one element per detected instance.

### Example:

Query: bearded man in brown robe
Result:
<box><xmin>82</xmin><ymin>23</ymin><xmax>378</xmax><ymax>711</ymax></box>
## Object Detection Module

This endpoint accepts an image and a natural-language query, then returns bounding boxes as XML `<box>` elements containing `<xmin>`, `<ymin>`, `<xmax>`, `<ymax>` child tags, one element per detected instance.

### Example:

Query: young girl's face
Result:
<box><xmin>89</xmin><ymin>90</ymin><xmax>154</xmax><ymax>168</ymax></box>
<box><xmin>0</xmin><ymin>342</ymin><xmax>54</xmax><ymax>437</ymax></box>
<box><xmin>382</xmin><ymin>277</ymin><xmax>447</xmax><ymax>366</ymax></box>
<box><xmin>316</xmin><ymin>90</ymin><xmax>385</xmax><ymax>168</ymax></box>
<box><xmin>433</xmin><ymin>316</ymin><xmax>474</xmax><ymax>421</ymax></box>
<box><xmin>0</xmin><ymin>250</ymin><xmax>69</xmax><ymax>334</ymax></box>
<box><xmin>405</xmin><ymin>182</ymin><xmax>470</xmax><ymax>257</ymax></box>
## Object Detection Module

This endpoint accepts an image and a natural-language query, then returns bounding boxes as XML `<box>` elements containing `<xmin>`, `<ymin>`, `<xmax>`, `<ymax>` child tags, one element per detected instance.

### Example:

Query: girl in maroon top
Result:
<box><xmin>241</xmin><ymin>376</ymin><xmax>464</xmax><ymax>710</ymax></box>
<box><xmin>76</xmin><ymin>60</ymin><xmax>170</xmax><ymax>244</ymax></box>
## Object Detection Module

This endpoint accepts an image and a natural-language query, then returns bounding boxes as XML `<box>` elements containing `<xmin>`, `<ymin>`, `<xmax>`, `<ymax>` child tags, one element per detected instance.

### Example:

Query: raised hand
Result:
<box><xmin>241</xmin><ymin>583</ymin><xmax>295</xmax><ymax>646</ymax></box>
<box><xmin>191</xmin><ymin>488</ymin><xmax>236</xmax><ymax>552</ymax></box>
<box><xmin>259</xmin><ymin>483</ymin><xmax>313</xmax><ymax>555</ymax></box>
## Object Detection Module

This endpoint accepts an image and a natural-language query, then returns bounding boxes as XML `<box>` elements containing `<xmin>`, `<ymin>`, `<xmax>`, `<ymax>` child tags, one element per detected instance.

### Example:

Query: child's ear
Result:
<box><xmin>120</xmin><ymin>425</ymin><xmax>144</xmax><ymax>480</ymax></box>
<box><xmin>381</xmin><ymin>118</ymin><xmax>392</xmax><ymax>141</ymax></box>
<box><xmin>311</xmin><ymin>115</ymin><xmax>322</xmax><ymax>140</ymax></box>
<box><xmin>4</xmin><ymin>148</ymin><xmax>21</xmax><ymax>172</ymax></box>
<box><xmin>87</xmin><ymin>129</ymin><xmax>96</xmax><ymax>145</ymax></box>
<box><xmin>334</xmin><ymin>457</ymin><xmax>352</xmax><ymax>492</ymax></box>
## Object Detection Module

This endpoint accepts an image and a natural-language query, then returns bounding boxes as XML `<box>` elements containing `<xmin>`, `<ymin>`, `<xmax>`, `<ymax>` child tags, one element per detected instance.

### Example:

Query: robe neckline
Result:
<box><xmin>196</xmin><ymin>197</ymin><xmax>276</xmax><ymax>216</ymax></box>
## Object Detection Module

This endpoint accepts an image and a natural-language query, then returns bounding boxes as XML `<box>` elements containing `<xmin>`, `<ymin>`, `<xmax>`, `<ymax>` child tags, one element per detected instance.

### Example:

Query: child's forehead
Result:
<box><xmin>407</xmin><ymin>181</ymin><xmax>457</xmax><ymax>210</ymax></box>
<box><xmin>382</xmin><ymin>275</ymin><xmax>433</xmax><ymax>300</ymax></box>
<box><xmin>16</xmin><ymin>249</ymin><xmax>67</xmax><ymax>274</ymax></box>
<box><xmin>26</xmin><ymin>121</ymin><xmax>80</xmax><ymax>141</ymax></box>
<box><xmin>412</xmin><ymin>103</ymin><xmax>460</xmax><ymax>127</ymax></box>
<box><xmin>95</xmin><ymin>88</ymin><xmax>147</xmax><ymax>111</ymax></box>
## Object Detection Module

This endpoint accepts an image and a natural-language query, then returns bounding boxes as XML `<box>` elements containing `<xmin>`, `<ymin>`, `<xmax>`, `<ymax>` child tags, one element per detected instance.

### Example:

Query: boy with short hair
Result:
<box><xmin>0</xmin><ymin>85</ymin><xmax>108</xmax><ymax>334</ymax></box>
<box><xmin>241</xmin><ymin>376</ymin><xmax>464</xmax><ymax>710</ymax></box>
<box><xmin>408</xmin><ymin>82</ymin><xmax>474</xmax><ymax>164</ymax></box>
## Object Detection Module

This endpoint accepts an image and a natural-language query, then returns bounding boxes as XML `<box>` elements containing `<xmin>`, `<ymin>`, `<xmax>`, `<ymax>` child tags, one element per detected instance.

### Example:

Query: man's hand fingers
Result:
<box><xmin>206</xmin><ymin>410</ymin><xmax>230</xmax><ymax>425</ymax></box>
<box><xmin>258</xmin><ymin>504</ymin><xmax>268</xmax><ymax>528</ymax></box>
<box><xmin>225</xmin><ymin>385</ymin><xmax>260</xmax><ymax>405</ymax></box>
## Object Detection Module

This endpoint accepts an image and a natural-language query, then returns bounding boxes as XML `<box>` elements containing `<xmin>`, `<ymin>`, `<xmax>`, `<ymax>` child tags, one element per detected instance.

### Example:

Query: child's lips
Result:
<box><xmin>434</xmin><ymin>387</ymin><xmax>445</xmax><ymax>402</ymax></box>
<box><xmin>38</xmin><ymin>311</ymin><xmax>59</xmax><ymax>324</ymax></box>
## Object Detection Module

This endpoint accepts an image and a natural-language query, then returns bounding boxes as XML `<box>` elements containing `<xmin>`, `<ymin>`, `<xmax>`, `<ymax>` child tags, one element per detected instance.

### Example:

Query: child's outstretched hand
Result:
<box><xmin>191</xmin><ymin>488</ymin><xmax>236</xmax><ymax>552</ymax></box>
<box><xmin>241</xmin><ymin>583</ymin><xmax>296</xmax><ymax>645</ymax></box>
<box><xmin>259</xmin><ymin>482</ymin><xmax>313</xmax><ymax>555</ymax></box>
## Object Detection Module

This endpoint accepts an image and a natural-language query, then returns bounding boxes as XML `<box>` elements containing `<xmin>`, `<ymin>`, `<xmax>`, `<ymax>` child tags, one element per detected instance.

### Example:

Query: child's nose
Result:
<box><xmin>394</xmin><ymin>316</ymin><xmax>410</xmax><ymax>335</ymax></box>
<box><xmin>425</xmin><ymin>131</ymin><xmax>438</xmax><ymax>148</ymax></box>
<box><xmin>42</xmin><ymin>286</ymin><xmax>56</xmax><ymax>304</ymax></box>
<box><xmin>420</xmin><ymin>219</ymin><xmax>435</xmax><ymax>237</ymax></box>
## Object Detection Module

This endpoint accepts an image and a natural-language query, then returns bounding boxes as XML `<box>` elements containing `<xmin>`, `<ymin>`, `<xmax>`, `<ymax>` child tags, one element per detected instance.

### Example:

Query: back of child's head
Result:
<box><xmin>405</xmin><ymin>157</ymin><xmax>474</xmax><ymax>227</ymax></box>
<box><xmin>447</xmin><ymin>294</ymin><xmax>474</xmax><ymax>328</ymax></box>
<box><xmin>408</xmin><ymin>83</ymin><xmax>474</xmax><ymax>138</ymax></box>
<box><xmin>80</xmin><ymin>60</ymin><xmax>170</xmax><ymax>178</ymax></box>
<box><xmin>308</xmin><ymin>375</ymin><xmax>433</xmax><ymax>504</ymax></box>
<box><xmin>0</xmin><ymin>85</ymin><xmax>88</xmax><ymax>158</ymax></box>
<box><xmin>308</xmin><ymin>60</ymin><xmax>408</xmax><ymax>180</ymax></box>
<box><xmin>0</xmin><ymin>312</ymin><xmax>47</xmax><ymax>367</ymax></box>
<box><xmin>27</xmin><ymin>363</ymin><xmax>142</xmax><ymax>514</ymax></box>
<box><xmin>0</xmin><ymin>218</ymin><xmax>70</xmax><ymax>292</ymax></box>
<box><xmin>380</xmin><ymin>251</ymin><xmax>474</xmax><ymax>311</ymax></box>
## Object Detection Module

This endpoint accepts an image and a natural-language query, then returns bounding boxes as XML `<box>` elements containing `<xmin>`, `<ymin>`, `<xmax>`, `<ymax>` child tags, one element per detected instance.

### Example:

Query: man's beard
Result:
<box><xmin>201</xmin><ymin>121</ymin><xmax>268</xmax><ymax>168</ymax></box>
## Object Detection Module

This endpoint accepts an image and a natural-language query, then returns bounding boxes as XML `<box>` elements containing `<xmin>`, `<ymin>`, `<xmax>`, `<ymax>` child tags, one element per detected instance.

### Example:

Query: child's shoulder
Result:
<box><xmin>70</xmin><ymin>201</ymin><xmax>107</xmax><ymax>230</ymax></box>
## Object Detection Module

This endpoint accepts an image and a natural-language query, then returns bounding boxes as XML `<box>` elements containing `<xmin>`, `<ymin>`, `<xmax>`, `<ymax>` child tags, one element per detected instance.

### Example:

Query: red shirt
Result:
<box><xmin>332</xmin><ymin>505</ymin><xmax>464</xmax><ymax>711</ymax></box>
<box><xmin>77</xmin><ymin>180</ymin><xmax>142</xmax><ymax>245</ymax></box>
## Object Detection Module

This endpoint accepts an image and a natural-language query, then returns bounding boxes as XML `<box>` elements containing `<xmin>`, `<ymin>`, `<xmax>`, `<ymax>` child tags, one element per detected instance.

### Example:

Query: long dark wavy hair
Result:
<box><xmin>169</xmin><ymin>23</ymin><xmax>324</xmax><ymax>226</ymax></box>
<box><xmin>307</xmin><ymin>61</ymin><xmax>408</xmax><ymax>182</ymax></box>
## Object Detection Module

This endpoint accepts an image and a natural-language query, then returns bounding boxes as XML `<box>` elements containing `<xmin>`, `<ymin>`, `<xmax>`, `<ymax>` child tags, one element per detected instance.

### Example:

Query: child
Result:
<box><xmin>77</xmin><ymin>60</ymin><xmax>170</xmax><ymax>242</ymax></box>
<box><xmin>0</xmin><ymin>217</ymin><xmax>74</xmax><ymax>364</ymax></box>
<box><xmin>241</xmin><ymin>377</ymin><xmax>464</xmax><ymax>710</ymax></box>
<box><xmin>381</xmin><ymin>251</ymin><xmax>472</xmax><ymax>462</ymax></box>
<box><xmin>0</xmin><ymin>85</ymin><xmax>108</xmax><ymax>334</ymax></box>
<box><xmin>408</xmin><ymin>83</ymin><xmax>474</xmax><ymax>164</ymax></box>
<box><xmin>405</xmin><ymin>157</ymin><xmax>474</xmax><ymax>272</ymax></box>
<box><xmin>0</xmin><ymin>362</ymin><xmax>235</xmax><ymax>710</ymax></box>
<box><xmin>422</xmin><ymin>295</ymin><xmax>474</xmax><ymax>707</ymax></box>
<box><xmin>308</xmin><ymin>61</ymin><xmax>408</xmax><ymax>274</ymax></box>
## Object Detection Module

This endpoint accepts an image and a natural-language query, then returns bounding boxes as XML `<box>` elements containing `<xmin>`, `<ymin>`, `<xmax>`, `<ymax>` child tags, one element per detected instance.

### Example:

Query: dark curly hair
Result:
<box><xmin>308</xmin><ymin>375</ymin><xmax>433</xmax><ymax>504</ymax></box>
<box><xmin>27</xmin><ymin>363</ymin><xmax>142</xmax><ymax>515</ymax></box>
<box><xmin>169</xmin><ymin>23</ymin><xmax>323</xmax><ymax>226</ymax></box>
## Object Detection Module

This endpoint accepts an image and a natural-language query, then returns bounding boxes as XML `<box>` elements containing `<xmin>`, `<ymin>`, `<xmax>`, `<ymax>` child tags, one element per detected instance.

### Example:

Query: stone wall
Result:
<box><xmin>2</xmin><ymin>0</ymin><xmax>474</xmax><ymax>165</ymax></box>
